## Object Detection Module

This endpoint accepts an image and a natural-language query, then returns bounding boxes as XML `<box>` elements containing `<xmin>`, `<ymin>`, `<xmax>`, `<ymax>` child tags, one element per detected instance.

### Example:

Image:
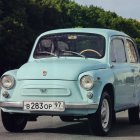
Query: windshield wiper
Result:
<box><xmin>37</xmin><ymin>51</ymin><xmax>57</xmax><ymax>57</ymax></box>
<box><xmin>61</xmin><ymin>50</ymin><xmax>85</xmax><ymax>58</ymax></box>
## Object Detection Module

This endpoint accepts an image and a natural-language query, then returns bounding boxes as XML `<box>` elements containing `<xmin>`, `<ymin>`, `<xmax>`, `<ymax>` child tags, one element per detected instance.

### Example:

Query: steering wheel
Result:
<box><xmin>80</xmin><ymin>49</ymin><xmax>102</xmax><ymax>57</ymax></box>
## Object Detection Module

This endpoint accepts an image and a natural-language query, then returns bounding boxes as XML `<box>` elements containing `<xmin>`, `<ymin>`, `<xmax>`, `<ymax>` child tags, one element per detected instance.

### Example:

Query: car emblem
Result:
<box><xmin>40</xmin><ymin>89</ymin><xmax>47</xmax><ymax>93</ymax></box>
<box><xmin>43</xmin><ymin>70</ymin><xmax>47</xmax><ymax>76</ymax></box>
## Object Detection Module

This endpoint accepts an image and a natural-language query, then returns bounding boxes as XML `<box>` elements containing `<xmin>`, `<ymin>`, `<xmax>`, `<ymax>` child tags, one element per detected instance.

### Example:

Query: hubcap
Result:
<box><xmin>101</xmin><ymin>99</ymin><xmax>109</xmax><ymax>129</ymax></box>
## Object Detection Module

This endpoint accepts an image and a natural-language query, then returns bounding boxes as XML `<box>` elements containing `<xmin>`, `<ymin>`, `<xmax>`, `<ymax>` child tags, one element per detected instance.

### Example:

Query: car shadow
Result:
<box><xmin>23</xmin><ymin>117</ymin><xmax>140</xmax><ymax>137</ymax></box>
<box><xmin>109</xmin><ymin>117</ymin><xmax>140</xmax><ymax>137</ymax></box>
<box><xmin>24</xmin><ymin>119</ymin><xmax>91</xmax><ymax>135</ymax></box>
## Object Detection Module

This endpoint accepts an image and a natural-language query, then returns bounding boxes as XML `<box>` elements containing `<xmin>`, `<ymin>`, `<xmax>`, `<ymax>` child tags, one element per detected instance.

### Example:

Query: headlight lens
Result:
<box><xmin>1</xmin><ymin>75</ymin><xmax>15</xmax><ymax>89</ymax></box>
<box><xmin>80</xmin><ymin>75</ymin><xmax>94</xmax><ymax>90</ymax></box>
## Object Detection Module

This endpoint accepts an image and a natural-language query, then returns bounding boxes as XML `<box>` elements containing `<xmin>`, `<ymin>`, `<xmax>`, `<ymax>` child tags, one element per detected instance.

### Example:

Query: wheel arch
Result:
<box><xmin>102</xmin><ymin>83</ymin><xmax>115</xmax><ymax>111</ymax></box>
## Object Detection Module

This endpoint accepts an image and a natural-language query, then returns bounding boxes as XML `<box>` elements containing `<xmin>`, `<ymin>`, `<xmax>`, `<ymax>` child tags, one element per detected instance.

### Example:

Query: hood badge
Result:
<box><xmin>43</xmin><ymin>70</ymin><xmax>47</xmax><ymax>76</ymax></box>
<box><xmin>40</xmin><ymin>89</ymin><xmax>47</xmax><ymax>93</ymax></box>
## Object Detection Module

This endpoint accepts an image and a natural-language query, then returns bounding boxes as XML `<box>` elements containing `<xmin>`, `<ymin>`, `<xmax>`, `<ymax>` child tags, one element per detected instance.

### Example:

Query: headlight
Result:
<box><xmin>1</xmin><ymin>75</ymin><xmax>15</xmax><ymax>89</ymax></box>
<box><xmin>80</xmin><ymin>75</ymin><xmax>94</xmax><ymax>90</ymax></box>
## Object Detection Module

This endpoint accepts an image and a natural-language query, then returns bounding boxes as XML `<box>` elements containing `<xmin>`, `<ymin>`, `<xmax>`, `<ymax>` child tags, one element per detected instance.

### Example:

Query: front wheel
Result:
<box><xmin>88</xmin><ymin>92</ymin><xmax>112</xmax><ymax>136</ymax></box>
<box><xmin>1</xmin><ymin>110</ymin><xmax>27</xmax><ymax>132</ymax></box>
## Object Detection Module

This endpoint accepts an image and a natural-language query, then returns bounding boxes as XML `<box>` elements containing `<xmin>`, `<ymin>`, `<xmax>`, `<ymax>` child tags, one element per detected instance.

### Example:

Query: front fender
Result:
<box><xmin>78</xmin><ymin>68</ymin><xmax>115</xmax><ymax>105</ymax></box>
<box><xmin>1</xmin><ymin>69</ymin><xmax>18</xmax><ymax>78</ymax></box>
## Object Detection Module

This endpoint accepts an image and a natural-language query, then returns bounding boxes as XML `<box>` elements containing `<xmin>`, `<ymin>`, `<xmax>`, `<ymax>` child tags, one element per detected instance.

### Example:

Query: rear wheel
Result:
<box><xmin>1</xmin><ymin>110</ymin><xmax>27</xmax><ymax>132</ymax></box>
<box><xmin>128</xmin><ymin>106</ymin><xmax>139</xmax><ymax>124</ymax></box>
<box><xmin>88</xmin><ymin>92</ymin><xmax>112</xmax><ymax>136</ymax></box>
<box><xmin>60</xmin><ymin>116</ymin><xmax>74</xmax><ymax>122</ymax></box>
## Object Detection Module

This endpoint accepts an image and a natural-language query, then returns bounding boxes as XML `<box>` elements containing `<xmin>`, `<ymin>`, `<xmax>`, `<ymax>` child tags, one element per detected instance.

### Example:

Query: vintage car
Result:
<box><xmin>0</xmin><ymin>28</ymin><xmax>140</xmax><ymax>136</ymax></box>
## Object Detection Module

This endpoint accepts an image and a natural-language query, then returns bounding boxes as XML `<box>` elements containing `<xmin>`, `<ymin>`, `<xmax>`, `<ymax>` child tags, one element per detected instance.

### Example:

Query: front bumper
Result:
<box><xmin>0</xmin><ymin>101</ymin><xmax>98</xmax><ymax>109</ymax></box>
<box><xmin>0</xmin><ymin>101</ymin><xmax>98</xmax><ymax>115</ymax></box>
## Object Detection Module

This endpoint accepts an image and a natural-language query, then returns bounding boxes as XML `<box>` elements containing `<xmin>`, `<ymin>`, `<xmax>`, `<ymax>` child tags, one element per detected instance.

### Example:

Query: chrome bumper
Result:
<box><xmin>0</xmin><ymin>102</ymin><xmax>98</xmax><ymax>109</ymax></box>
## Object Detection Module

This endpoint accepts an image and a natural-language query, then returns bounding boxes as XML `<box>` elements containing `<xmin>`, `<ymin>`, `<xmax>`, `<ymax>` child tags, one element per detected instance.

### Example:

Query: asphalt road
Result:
<box><xmin>0</xmin><ymin>111</ymin><xmax>140</xmax><ymax>140</ymax></box>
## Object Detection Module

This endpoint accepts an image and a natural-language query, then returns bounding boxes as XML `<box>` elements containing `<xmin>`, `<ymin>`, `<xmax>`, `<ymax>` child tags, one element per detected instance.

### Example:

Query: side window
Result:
<box><xmin>110</xmin><ymin>38</ymin><xmax>126</xmax><ymax>63</ymax></box>
<box><xmin>126</xmin><ymin>39</ymin><xmax>138</xmax><ymax>63</ymax></box>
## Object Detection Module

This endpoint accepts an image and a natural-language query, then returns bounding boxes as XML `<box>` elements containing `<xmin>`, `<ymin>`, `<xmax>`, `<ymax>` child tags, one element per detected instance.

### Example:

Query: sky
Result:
<box><xmin>74</xmin><ymin>0</ymin><xmax>140</xmax><ymax>20</ymax></box>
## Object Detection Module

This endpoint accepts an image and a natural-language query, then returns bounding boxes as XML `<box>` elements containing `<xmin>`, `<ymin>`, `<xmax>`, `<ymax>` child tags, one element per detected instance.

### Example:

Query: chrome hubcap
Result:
<box><xmin>101</xmin><ymin>99</ymin><xmax>109</xmax><ymax>129</ymax></box>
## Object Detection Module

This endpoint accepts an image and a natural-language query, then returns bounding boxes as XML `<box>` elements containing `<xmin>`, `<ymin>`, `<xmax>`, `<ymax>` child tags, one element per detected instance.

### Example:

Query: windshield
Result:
<box><xmin>33</xmin><ymin>33</ymin><xmax>105</xmax><ymax>59</ymax></box>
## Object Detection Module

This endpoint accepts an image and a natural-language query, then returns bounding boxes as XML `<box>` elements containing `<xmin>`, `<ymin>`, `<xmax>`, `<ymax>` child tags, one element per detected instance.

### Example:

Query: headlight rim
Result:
<box><xmin>1</xmin><ymin>75</ymin><xmax>15</xmax><ymax>90</ymax></box>
<box><xmin>80</xmin><ymin>75</ymin><xmax>94</xmax><ymax>90</ymax></box>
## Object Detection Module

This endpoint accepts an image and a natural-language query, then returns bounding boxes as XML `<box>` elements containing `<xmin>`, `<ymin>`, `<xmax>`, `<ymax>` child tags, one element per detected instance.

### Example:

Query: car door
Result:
<box><xmin>125</xmin><ymin>38</ymin><xmax>140</xmax><ymax>106</ymax></box>
<box><xmin>110</xmin><ymin>37</ymin><xmax>135</xmax><ymax>110</ymax></box>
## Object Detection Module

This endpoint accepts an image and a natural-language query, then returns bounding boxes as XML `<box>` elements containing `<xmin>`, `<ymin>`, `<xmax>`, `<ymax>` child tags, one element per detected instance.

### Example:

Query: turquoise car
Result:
<box><xmin>0</xmin><ymin>28</ymin><xmax>140</xmax><ymax>136</ymax></box>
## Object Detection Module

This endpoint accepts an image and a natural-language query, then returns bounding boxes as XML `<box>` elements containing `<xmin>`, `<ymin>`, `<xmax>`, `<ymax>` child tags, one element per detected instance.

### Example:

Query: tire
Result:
<box><xmin>1</xmin><ymin>110</ymin><xmax>27</xmax><ymax>132</ymax></box>
<box><xmin>60</xmin><ymin>116</ymin><xmax>74</xmax><ymax>122</ymax></box>
<box><xmin>88</xmin><ymin>92</ymin><xmax>112</xmax><ymax>136</ymax></box>
<box><xmin>128</xmin><ymin>106</ymin><xmax>139</xmax><ymax>124</ymax></box>
<box><xmin>112</xmin><ymin>110</ymin><xmax>116</xmax><ymax>124</ymax></box>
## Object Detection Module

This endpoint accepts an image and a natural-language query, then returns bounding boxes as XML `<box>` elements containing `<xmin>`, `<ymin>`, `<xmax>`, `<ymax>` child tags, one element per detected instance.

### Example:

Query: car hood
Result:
<box><xmin>17</xmin><ymin>58</ymin><xmax>107</xmax><ymax>80</ymax></box>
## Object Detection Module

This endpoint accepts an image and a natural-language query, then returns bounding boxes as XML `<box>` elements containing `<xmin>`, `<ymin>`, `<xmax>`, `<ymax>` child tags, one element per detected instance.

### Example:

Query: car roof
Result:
<box><xmin>39</xmin><ymin>28</ymin><xmax>130</xmax><ymax>38</ymax></box>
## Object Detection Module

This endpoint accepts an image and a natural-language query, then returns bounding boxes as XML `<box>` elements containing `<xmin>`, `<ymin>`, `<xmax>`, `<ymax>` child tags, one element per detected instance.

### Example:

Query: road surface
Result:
<box><xmin>0</xmin><ymin>111</ymin><xmax>140</xmax><ymax>140</ymax></box>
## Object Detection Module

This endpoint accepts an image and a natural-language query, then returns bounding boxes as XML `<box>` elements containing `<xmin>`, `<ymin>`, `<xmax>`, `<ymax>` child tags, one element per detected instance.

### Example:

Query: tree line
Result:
<box><xmin>0</xmin><ymin>0</ymin><xmax>140</xmax><ymax>75</ymax></box>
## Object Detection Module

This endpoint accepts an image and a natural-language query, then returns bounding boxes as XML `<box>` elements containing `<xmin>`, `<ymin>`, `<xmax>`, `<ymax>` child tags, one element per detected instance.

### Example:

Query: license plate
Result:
<box><xmin>23</xmin><ymin>101</ymin><xmax>65</xmax><ymax>112</ymax></box>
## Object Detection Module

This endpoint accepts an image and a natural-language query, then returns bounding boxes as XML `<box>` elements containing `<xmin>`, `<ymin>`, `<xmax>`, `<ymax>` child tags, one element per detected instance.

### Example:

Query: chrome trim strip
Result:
<box><xmin>0</xmin><ymin>102</ymin><xmax>98</xmax><ymax>109</ymax></box>
<box><xmin>0</xmin><ymin>102</ymin><xmax>23</xmax><ymax>108</ymax></box>
<box><xmin>65</xmin><ymin>103</ymin><xmax>98</xmax><ymax>109</ymax></box>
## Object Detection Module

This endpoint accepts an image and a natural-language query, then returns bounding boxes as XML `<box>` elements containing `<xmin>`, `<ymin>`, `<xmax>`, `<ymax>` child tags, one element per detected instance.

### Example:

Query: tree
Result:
<box><xmin>0</xmin><ymin>0</ymin><xmax>140</xmax><ymax>76</ymax></box>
